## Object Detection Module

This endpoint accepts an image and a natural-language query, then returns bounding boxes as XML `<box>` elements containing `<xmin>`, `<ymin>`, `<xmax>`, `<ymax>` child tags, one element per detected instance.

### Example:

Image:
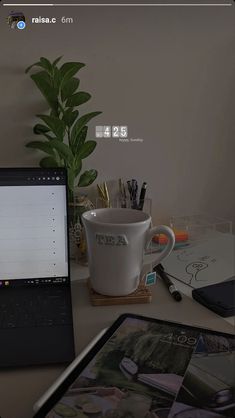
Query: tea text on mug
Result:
<box><xmin>96</xmin><ymin>233</ymin><xmax>128</xmax><ymax>246</ymax></box>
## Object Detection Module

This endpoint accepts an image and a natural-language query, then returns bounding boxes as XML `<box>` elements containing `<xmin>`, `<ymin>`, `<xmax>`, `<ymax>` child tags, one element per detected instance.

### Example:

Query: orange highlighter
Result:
<box><xmin>153</xmin><ymin>229</ymin><xmax>189</xmax><ymax>246</ymax></box>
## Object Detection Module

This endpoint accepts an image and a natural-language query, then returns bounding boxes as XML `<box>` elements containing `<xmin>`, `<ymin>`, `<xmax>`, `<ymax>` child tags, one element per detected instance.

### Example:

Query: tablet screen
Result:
<box><xmin>43</xmin><ymin>315</ymin><xmax>235</xmax><ymax>418</ymax></box>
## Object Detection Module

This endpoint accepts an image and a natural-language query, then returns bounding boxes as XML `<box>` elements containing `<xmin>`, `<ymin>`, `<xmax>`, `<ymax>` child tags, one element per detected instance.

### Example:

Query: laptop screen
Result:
<box><xmin>0</xmin><ymin>168</ymin><xmax>69</xmax><ymax>287</ymax></box>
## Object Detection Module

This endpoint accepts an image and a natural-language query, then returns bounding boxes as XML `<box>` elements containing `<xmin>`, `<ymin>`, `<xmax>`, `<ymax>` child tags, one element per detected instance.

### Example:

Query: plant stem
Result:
<box><xmin>67</xmin><ymin>128</ymin><xmax>71</xmax><ymax>147</ymax></box>
<box><xmin>68</xmin><ymin>188</ymin><xmax>74</xmax><ymax>204</ymax></box>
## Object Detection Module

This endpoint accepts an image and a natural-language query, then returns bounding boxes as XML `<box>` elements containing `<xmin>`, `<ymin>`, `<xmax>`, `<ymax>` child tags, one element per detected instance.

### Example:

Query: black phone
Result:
<box><xmin>192</xmin><ymin>278</ymin><xmax>235</xmax><ymax>317</ymax></box>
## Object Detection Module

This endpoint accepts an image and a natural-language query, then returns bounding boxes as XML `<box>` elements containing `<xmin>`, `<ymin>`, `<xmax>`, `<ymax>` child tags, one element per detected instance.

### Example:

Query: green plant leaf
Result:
<box><xmin>71</xmin><ymin>112</ymin><xmax>102</xmax><ymax>145</ymax></box>
<box><xmin>25</xmin><ymin>61</ymin><xmax>43</xmax><ymax>73</ymax></box>
<box><xmin>61</xmin><ymin>78</ymin><xmax>80</xmax><ymax>102</ymax></box>
<box><xmin>74</xmin><ymin>156</ymin><xmax>82</xmax><ymax>177</ymax></box>
<box><xmin>25</xmin><ymin>58</ymin><xmax>53</xmax><ymax>74</ymax></box>
<box><xmin>66</xmin><ymin>92</ymin><xmax>91</xmax><ymax>108</ymax></box>
<box><xmin>53</xmin><ymin>56</ymin><xmax>63</xmax><ymax>66</ymax></box>
<box><xmin>34</xmin><ymin>121</ymin><xmax>56</xmax><ymax>141</ymax></box>
<box><xmin>71</xmin><ymin>126</ymin><xmax>88</xmax><ymax>154</ymax></box>
<box><xmin>62</xmin><ymin>109</ymin><xmax>79</xmax><ymax>128</ymax></box>
<box><xmin>33</xmin><ymin>124</ymin><xmax>51</xmax><ymax>135</ymax></box>
<box><xmin>31</xmin><ymin>72</ymin><xmax>58</xmax><ymax>113</ymax></box>
<box><xmin>79</xmin><ymin>140</ymin><xmax>96</xmax><ymax>159</ymax></box>
<box><xmin>25</xmin><ymin>141</ymin><xmax>55</xmax><ymax>156</ymax></box>
<box><xmin>31</xmin><ymin>69</ymin><xmax>51</xmax><ymax>84</ymax></box>
<box><xmin>60</xmin><ymin>62</ymin><xmax>85</xmax><ymax>85</ymax></box>
<box><xmin>44</xmin><ymin>133</ymin><xmax>56</xmax><ymax>141</ymax></box>
<box><xmin>37</xmin><ymin>114</ymin><xmax>66</xmax><ymax>140</ymax></box>
<box><xmin>78</xmin><ymin>169</ymin><xmax>97</xmax><ymax>187</ymax></box>
<box><xmin>53</xmin><ymin>67</ymin><xmax>62</xmax><ymax>94</ymax></box>
<box><xmin>39</xmin><ymin>157</ymin><xmax>58</xmax><ymax>168</ymax></box>
<box><xmin>40</xmin><ymin>57</ymin><xmax>53</xmax><ymax>73</ymax></box>
<box><xmin>50</xmin><ymin>109</ymin><xmax>58</xmax><ymax>117</ymax></box>
<box><xmin>49</xmin><ymin>138</ymin><xmax>73</xmax><ymax>162</ymax></box>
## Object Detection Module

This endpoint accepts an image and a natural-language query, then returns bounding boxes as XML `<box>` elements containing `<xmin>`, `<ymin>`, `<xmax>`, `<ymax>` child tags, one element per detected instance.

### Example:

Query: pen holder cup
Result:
<box><xmin>95</xmin><ymin>196</ymin><xmax>152</xmax><ymax>215</ymax></box>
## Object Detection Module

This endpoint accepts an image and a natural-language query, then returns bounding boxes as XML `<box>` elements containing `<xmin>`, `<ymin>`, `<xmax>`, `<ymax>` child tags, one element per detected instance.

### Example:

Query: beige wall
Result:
<box><xmin>0</xmin><ymin>2</ymin><xmax>235</xmax><ymax>226</ymax></box>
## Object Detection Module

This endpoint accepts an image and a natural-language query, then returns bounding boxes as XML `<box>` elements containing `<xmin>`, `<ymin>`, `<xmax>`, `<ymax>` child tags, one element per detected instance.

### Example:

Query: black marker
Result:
<box><xmin>127</xmin><ymin>180</ymin><xmax>132</xmax><ymax>196</ymax></box>
<box><xmin>154</xmin><ymin>264</ymin><xmax>182</xmax><ymax>302</ymax></box>
<box><xmin>138</xmin><ymin>182</ymin><xmax>147</xmax><ymax>210</ymax></box>
<box><xmin>131</xmin><ymin>179</ymin><xmax>138</xmax><ymax>209</ymax></box>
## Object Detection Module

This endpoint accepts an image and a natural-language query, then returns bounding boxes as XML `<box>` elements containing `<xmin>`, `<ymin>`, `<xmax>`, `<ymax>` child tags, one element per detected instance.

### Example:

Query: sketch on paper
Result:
<box><xmin>163</xmin><ymin>235</ymin><xmax>234</xmax><ymax>288</ymax></box>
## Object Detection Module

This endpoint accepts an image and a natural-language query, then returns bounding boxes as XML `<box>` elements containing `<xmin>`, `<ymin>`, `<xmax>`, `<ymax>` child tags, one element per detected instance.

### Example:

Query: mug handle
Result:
<box><xmin>145</xmin><ymin>225</ymin><xmax>175</xmax><ymax>267</ymax></box>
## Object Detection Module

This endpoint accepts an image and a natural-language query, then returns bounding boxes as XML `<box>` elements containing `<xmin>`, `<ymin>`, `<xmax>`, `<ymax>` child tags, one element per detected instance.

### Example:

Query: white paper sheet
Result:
<box><xmin>163</xmin><ymin>233</ymin><xmax>235</xmax><ymax>289</ymax></box>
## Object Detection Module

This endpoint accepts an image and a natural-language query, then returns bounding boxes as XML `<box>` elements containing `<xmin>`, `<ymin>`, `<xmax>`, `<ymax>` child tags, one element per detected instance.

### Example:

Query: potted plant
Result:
<box><xmin>25</xmin><ymin>56</ymin><xmax>102</xmax><ymax>260</ymax></box>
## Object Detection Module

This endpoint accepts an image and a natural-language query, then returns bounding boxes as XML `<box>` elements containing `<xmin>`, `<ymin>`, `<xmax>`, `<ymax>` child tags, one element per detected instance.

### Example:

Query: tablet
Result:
<box><xmin>33</xmin><ymin>313</ymin><xmax>235</xmax><ymax>418</ymax></box>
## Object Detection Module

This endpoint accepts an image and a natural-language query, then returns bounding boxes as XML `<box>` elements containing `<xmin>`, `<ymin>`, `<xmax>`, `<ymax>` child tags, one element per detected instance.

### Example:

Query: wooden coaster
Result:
<box><xmin>87</xmin><ymin>279</ymin><xmax>152</xmax><ymax>306</ymax></box>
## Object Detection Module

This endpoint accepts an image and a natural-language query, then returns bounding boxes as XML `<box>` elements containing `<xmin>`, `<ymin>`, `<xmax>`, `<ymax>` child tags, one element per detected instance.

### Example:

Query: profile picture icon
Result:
<box><xmin>7</xmin><ymin>11</ymin><xmax>26</xmax><ymax>29</ymax></box>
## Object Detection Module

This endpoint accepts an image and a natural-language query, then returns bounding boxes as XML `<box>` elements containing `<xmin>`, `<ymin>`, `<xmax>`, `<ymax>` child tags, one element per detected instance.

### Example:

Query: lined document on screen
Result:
<box><xmin>0</xmin><ymin>185</ymin><xmax>68</xmax><ymax>279</ymax></box>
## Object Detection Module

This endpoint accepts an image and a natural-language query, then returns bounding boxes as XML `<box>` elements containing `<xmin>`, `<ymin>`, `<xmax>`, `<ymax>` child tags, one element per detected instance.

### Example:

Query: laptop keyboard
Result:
<box><xmin>0</xmin><ymin>287</ymin><xmax>72</xmax><ymax>329</ymax></box>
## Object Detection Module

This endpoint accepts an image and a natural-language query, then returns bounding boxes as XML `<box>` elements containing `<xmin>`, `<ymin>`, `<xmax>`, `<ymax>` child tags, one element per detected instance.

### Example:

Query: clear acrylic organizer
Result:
<box><xmin>169</xmin><ymin>213</ymin><xmax>232</xmax><ymax>241</ymax></box>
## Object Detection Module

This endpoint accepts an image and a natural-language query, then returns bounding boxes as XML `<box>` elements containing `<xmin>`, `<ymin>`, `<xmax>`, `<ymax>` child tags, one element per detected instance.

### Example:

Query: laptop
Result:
<box><xmin>0</xmin><ymin>167</ymin><xmax>75</xmax><ymax>367</ymax></box>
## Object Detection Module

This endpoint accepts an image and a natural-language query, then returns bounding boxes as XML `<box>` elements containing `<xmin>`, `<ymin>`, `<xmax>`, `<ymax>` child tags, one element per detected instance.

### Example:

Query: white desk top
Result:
<box><xmin>70</xmin><ymin>260</ymin><xmax>235</xmax><ymax>326</ymax></box>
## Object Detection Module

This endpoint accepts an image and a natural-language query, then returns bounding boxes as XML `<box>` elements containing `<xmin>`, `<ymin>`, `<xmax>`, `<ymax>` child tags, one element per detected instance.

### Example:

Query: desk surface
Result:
<box><xmin>0</xmin><ymin>277</ymin><xmax>234</xmax><ymax>418</ymax></box>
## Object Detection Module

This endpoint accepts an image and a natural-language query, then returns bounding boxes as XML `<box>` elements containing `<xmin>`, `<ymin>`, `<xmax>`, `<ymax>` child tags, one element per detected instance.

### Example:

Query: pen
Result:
<box><xmin>138</xmin><ymin>182</ymin><xmax>147</xmax><ymax>210</ymax></box>
<box><xmin>97</xmin><ymin>183</ymin><xmax>110</xmax><ymax>208</ymax></box>
<box><xmin>127</xmin><ymin>180</ymin><xmax>132</xmax><ymax>196</ymax></box>
<box><xmin>119</xmin><ymin>178</ymin><xmax>127</xmax><ymax>208</ymax></box>
<box><xmin>154</xmin><ymin>264</ymin><xmax>182</xmax><ymax>302</ymax></box>
<box><xmin>127</xmin><ymin>179</ymin><xmax>138</xmax><ymax>209</ymax></box>
<box><xmin>131</xmin><ymin>179</ymin><xmax>138</xmax><ymax>209</ymax></box>
<box><xmin>103</xmin><ymin>182</ymin><xmax>110</xmax><ymax>207</ymax></box>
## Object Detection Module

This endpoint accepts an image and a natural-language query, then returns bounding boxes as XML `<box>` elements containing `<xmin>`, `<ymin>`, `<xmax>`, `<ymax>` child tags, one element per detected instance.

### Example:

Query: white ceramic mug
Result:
<box><xmin>82</xmin><ymin>208</ymin><xmax>175</xmax><ymax>296</ymax></box>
